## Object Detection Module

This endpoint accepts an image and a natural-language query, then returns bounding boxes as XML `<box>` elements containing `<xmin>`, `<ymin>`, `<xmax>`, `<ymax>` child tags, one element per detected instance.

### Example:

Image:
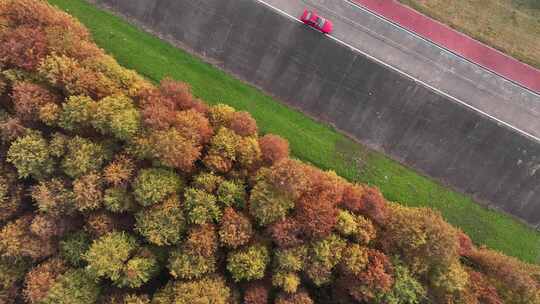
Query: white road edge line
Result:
<box><xmin>342</xmin><ymin>0</ymin><xmax>540</xmax><ymax>97</ymax></box>
<box><xmin>253</xmin><ymin>0</ymin><xmax>540</xmax><ymax>144</ymax></box>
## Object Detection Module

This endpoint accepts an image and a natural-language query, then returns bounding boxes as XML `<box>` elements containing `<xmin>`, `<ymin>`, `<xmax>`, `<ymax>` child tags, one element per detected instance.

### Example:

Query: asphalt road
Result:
<box><xmin>258</xmin><ymin>0</ymin><xmax>540</xmax><ymax>140</ymax></box>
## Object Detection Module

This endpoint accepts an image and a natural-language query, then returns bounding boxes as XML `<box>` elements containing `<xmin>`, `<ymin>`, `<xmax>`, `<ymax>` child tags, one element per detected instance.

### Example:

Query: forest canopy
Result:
<box><xmin>0</xmin><ymin>1</ymin><xmax>538</xmax><ymax>304</ymax></box>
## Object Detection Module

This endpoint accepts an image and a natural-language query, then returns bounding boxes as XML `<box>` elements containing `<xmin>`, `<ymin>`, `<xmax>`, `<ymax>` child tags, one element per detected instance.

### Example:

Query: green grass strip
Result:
<box><xmin>48</xmin><ymin>0</ymin><xmax>540</xmax><ymax>263</ymax></box>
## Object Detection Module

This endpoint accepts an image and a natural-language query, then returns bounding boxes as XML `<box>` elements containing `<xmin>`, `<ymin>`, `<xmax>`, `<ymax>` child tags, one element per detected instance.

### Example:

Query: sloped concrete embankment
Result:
<box><xmin>91</xmin><ymin>0</ymin><xmax>540</xmax><ymax>227</ymax></box>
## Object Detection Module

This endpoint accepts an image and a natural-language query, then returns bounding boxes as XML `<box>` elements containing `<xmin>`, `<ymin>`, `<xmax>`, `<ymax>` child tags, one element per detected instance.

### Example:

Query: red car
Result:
<box><xmin>300</xmin><ymin>9</ymin><xmax>333</xmax><ymax>34</ymax></box>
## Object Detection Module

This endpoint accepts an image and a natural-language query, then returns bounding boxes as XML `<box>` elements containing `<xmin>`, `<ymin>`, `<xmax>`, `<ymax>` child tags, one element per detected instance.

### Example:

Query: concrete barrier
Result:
<box><xmin>91</xmin><ymin>0</ymin><xmax>540</xmax><ymax>227</ymax></box>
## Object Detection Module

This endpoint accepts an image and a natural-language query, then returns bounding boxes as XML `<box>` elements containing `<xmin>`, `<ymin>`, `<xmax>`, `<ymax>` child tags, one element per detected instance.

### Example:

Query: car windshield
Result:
<box><xmin>316</xmin><ymin>17</ymin><xmax>325</xmax><ymax>28</ymax></box>
<box><xmin>305</xmin><ymin>11</ymin><xmax>312</xmax><ymax>20</ymax></box>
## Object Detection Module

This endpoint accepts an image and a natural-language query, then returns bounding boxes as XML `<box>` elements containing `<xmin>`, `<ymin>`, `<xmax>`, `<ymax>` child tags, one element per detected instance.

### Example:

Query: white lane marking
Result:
<box><xmin>252</xmin><ymin>0</ymin><xmax>540</xmax><ymax>143</ymax></box>
<box><xmin>342</xmin><ymin>0</ymin><xmax>540</xmax><ymax>97</ymax></box>
<box><xmin>255</xmin><ymin>0</ymin><xmax>303</xmax><ymax>23</ymax></box>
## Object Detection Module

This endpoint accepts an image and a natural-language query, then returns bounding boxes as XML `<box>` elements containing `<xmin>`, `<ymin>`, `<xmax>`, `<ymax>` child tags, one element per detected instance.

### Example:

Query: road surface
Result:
<box><xmin>258</xmin><ymin>0</ymin><xmax>540</xmax><ymax>141</ymax></box>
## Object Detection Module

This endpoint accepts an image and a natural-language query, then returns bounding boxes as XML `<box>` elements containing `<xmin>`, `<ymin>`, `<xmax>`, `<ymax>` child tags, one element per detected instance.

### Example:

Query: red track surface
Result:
<box><xmin>352</xmin><ymin>0</ymin><xmax>540</xmax><ymax>94</ymax></box>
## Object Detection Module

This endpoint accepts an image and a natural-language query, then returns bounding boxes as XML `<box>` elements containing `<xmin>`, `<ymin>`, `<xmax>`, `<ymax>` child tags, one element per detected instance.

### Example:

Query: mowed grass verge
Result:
<box><xmin>47</xmin><ymin>0</ymin><xmax>540</xmax><ymax>263</ymax></box>
<box><xmin>398</xmin><ymin>0</ymin><xmax>540</xmax><ymax>69</ymax></box>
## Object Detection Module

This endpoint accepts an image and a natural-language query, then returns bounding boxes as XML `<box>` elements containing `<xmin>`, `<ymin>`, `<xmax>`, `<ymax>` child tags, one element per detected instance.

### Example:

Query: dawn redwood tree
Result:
<box><xmin>29</xmin><ymin>214</ymin><xmax>74</xmax><ymax>240</ymax></box>
<box><xmin>275</xmin><ymin>291</ymin><xmax>314</xmax><ymax>304</ymax></box>
<box><xmin>381</xmin><ymin>204</ymin><xmax>460</xmax><ymax>277</ymax></box>
<box><xmin>466</xmin><ymin>269</ymin><xmax>503</xmax><ymax>304</ymax></box>
<box><xmin>0</xmin><ymin>163</ymin><xmax>23</xmax><ymax>223</ymax></box>
<box><xmin>59</xmin><ymin>230</ymin><xmax>91</xmax><ymax>267</ymax></box>
<box><xmin>0</xmin><ymin>26</ymin><xmax>48</xmax><ymax>71</ymax></box>
<box><xmin>217</xmin><ymin>180</ymin><xmax>246</xmax><ymax>209</ymax></box>
<box><xmin>132</xmin><ymin>168</ymin><xmax>183</xmax><ymax>207</ymax></box>
<box><xmin>135</xmin><ymin>195</ymin><xmax>186</xmax><ymax>246</ymax></box>
<box><xmin>7</xmin><ymin>132</ymin><xmax>53</xmax><ymax>179</ymax></box>
<box><xmin>305</xmin><ymin>234</ymin><xmax>346</xmax><ymax>286</ymax></box>
<box><xmin>183</xmin><ymin>188</ymin><xmax>221</xmax><ymax>225</ymax></box>
<box><xmin>149</xmin><ymin>128</ymin><xmax>201</xmax><ymax>172</ymax></box>
<box><xmin>0</xmin><ymin>215</ymin><xmax>56</xmax><ymax>260</ymax></box>
<box><xmin>249</xmin><ymin>180</ymin><xmax>295</xmax><ymax>226</ymax></box>
<box><xmin>227</xmin><ymin>244</ymin><xmax>270</xmax><ymax>282</ymax></box>
<box><xmin>168</xmin><ymin>247</ymin><xmax>216</xmax><ymax>280</ymax></box>
<box><xmin>259</xmin><ymin>134</ymin><xmax>289</xmax><ymax>166</ymax></box>
<box><xmin>23</xmin><ymin>258</ymin><xmax>68</xmax><ymax>304</ymax></box>
<box><xmin>159</xmin><ymin>78</ymin><xmax>195</xmax><ymax>111</ymax></box>
<box><xmin>243</xmin><ymin>282</ymin><xmax>270</xmax><ymax>304</ymax></box>
<box><xmin>152</xmin><ymin>275</ymin><xmax>231</xmax><ymax>304</ymax></box>
<box><xmin>62</xmin><ymin>136</ymin><xmax>107</xmax><ymax>178</ymax></box>
<box><xmin>341</xmin><ymin>248</ymin><xmax>394</xmax><ymax>302</ymax></box>
<box><xmin>103</xmin><ymin>187</ymin><xmax>136</xmax><ymax>213</ymax></box>
<box><xmin>208</xmin><ymin>104</ymin><xmax>235</xmax><ymax>129</ymax></box>
<box><xmin>267</xmin><ymin>218</ymin><xmax>303</xmax><ymax>249</ymax></box>
<box><xmin>0</xmin><ymin>116</ymin><xmax>29</xmax><ymax>143</ymax></box>
<box><xmin>57</xmin><ymin>95</ymin><xmax>95</xmax><ymax>132</ymax></box>
<box><xmin>39</xmin><ymin>269</ymin><xmax>101</xmax><ymax>304</ymax></box>
<box><xmin>466</xmin><ymin>248</ymin><xmax>540</xmax><ymax>304</ymax></box>
<box><xmin>84</xmin><ymin>210</ymin><xmax>123</xmax><ymax>237</ymax></box>
<box><xmin>219</xmin><ymin>207</ymin><xmax>253</xmax><ymax>248</ymax></box>
<box><xmin>31</xmin><ymin>178</ymin><xmax>76</xmax><ymax>216</ymax></box>
<box><xmin>230</xmin><ymin>111</ymin><xmax>258</xmax><ymax>137</ymax></box>
<box><xmin>295</xmin><ymin>194</ymin><xmax>338</xmax><ymax>239</ymax></box>
<box><xmin>73</xmin><ymin>172</ymin><xmax>104</xmax><ymax>212</ymax></box>
<box><xmin>237</xmin><ymin>136</ymin><xmax>262</xmax><ymax>171</ymax></box>
<box><xmin>10</xmin><ymin>82</ymin><xmax>59</xmax><ymax>121</ymax></box>
<box><xmin>203</xmin><ymin>127</ymin><xmax>240</xmax><ymax>173</ymax></box>
<box><xmin>173</xmin><ymin>109</ymin><xmax>213</xmax><ymax>145</ymax></box>
<box><xmin>103</xmin><ymin>154</ymin><xmax>135</xmax><ymax>187</ymax></box>
<box><xmin>84</xmin><ymin>232</ymin><xmax>160</xmax><ymax>288</ymax></box>
<box><xmin>92</xmin><ymin>95</ymin><xmax>141</xmax><ymax>140</ymax></box>
<box><xmin>192</xmin><ymin>171</ymin><xmax>224</xmax><ymax>193</ymax></box>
